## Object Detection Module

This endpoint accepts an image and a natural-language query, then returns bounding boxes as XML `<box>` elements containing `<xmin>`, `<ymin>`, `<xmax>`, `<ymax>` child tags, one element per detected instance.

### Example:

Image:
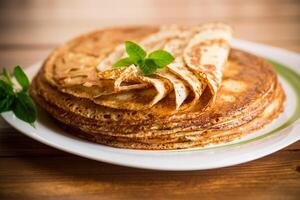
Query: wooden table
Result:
<box><xmin>1</xmin><ymin>0</ymin><xmax>299</xmax><ymax>199</ymax></box>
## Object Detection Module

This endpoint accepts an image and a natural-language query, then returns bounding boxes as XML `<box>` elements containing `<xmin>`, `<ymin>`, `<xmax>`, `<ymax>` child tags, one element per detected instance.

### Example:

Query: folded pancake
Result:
<box><xmin>30</xmin><ymin>25</ymin><xmax>285</xmax><ymax>150</ymax></box>
<box><xmin>44</xmin><ymin>26</ymin><xmax>159</xmax><ymax>97</ymax></box>
<box><xmin>95</xmin><ymin>23</ymin><xmax>232</xmax><ymax>110</ymax></box>
<box><xmin>184</xmin><ymin>23</ymin><xmax>232</xmax><ymax>103</ymax></box>
<box><xmin>43</xmin><ymin>24</ymin><xmax>231</xmax><ymax>112</ymax></box>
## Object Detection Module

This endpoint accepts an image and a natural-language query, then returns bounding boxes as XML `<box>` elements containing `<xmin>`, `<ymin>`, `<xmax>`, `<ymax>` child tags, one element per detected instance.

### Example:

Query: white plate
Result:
<box><xmin>2</xmin><ymin>39</ymin><xmax>300</xmax><ymax>171</ymax></box>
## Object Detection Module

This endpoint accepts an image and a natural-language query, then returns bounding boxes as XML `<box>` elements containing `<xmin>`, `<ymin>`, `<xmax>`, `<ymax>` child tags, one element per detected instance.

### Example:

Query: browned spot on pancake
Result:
<box><xmin>220</xmin><ymin>95</ymin><xmax>236</xmax><ymax>102</ymax></box>
<box><xmin>203</xmin><ymin>64</ymin><xmax>217</xmax><ymax>72</ymax></box>
<box><xmin>189</xmin><ymin>39</ymin><xmax>228</xmax><ymax>67</ymax></box>
<box><xmin>223</xmin><ymin>62</ymin><xmax>241</xmax><ymax>77</ymax></box>
<box><xmin>198</xmin><ymin>38</ymin><xmax>228</xmax><ymax>47</ymax></box>
<box><xmin>222</xmin><ymin>80</ymin><xmax>246</xmax><ymax>93</ymax></box>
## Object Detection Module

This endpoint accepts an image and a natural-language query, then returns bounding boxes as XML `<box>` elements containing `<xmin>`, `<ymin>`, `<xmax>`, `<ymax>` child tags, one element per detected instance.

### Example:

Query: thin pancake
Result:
<box><xmin>30</xmin><ymin>72</ymin><xmax>284</xmax><ymax>149</ymax></box>
<box><xmin>29</xmin><ymin>25</ymin><xmax>285</xmax><ymax>150</ymax></box>
<box><xmin>30</xmin><ymin>49</ymin><xmax>285</xmax><ymax>146</ymax></box>
<box><xmin>96</xmin><ymin>24</ymin><xmax>231</xmax><ymax>110</ymax></box>
<box><xmin>44</xmin><ymin>24</ymin><xmax>232</xmax><ymax>111</ymax></box>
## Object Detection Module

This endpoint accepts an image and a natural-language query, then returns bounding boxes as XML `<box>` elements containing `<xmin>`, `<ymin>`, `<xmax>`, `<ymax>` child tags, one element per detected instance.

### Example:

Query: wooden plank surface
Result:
<box><xmin>0</xmin><ymin>0</ymin><xmax>299</xmax><ymax>199</ymax></box>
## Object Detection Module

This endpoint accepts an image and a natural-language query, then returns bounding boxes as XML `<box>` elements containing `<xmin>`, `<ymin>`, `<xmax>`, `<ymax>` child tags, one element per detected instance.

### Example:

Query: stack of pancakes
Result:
<box><xmin>30</xmin><ymin>24</ymin><xmax>285</xmax><ymax>150</ymax></box>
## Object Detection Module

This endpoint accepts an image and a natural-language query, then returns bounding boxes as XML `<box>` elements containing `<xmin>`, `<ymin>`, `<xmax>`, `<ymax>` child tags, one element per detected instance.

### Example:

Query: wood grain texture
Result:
<box><xmin>0</xmin><ymin>0</ymin><xmax>299</xmax><ymax>199</ymax></box>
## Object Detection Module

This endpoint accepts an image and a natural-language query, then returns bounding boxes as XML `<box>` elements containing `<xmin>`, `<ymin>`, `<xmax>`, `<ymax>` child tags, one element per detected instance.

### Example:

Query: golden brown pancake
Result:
<box><xmin>29</xmin><ymin>25</ymin><xmax>285</xmax><ymax>150</ymax></box>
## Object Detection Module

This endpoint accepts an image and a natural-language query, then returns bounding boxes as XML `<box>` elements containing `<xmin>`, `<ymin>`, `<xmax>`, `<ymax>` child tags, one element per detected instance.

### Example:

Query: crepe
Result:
<box><xmin>43</xmin><ymin>24</ymin><xmax>232</xmax><ymax>112</ymax></box>
<box><xmin>95</xmin><ymin>24</ymin><xmax>232</xmax><ymax>110</ymax></box>
<box><xmin>30</xmin><ymin>24</ymin><xmax>285</xmax><ymax>150</ymax></box>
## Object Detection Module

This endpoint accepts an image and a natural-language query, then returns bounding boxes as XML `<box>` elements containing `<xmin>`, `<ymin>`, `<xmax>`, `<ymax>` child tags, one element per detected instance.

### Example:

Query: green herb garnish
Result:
<box><xmin>113</xmin><ymin>41</ymin><xmax>175</xmax><ymax>75</ymax></box>
<box><xmin>0</xmin><ymin>66</ymin><xmax>37</xmax><ymax>127</ymax></box>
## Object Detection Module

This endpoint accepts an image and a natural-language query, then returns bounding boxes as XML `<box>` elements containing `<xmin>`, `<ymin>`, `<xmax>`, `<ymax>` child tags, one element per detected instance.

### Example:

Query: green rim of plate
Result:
<box><xmin>177</xmin><ymin>59</ymin><xmax>300</xmax><ymax>152</ymax></box>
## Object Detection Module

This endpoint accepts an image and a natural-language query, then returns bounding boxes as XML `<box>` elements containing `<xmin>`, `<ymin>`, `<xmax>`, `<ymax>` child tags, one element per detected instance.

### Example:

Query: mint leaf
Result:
<box><xmin>0</xmin><ymin>66</ymin><xmax>37</xmax><ymax>127</ymax></box>
<box><xmin>113</xmin><ymin>57</ymin><xmax>134</xmax><ymax>68</ymax></box>
<box><xmin>113</xmin><ymin>41</ymin><xmax>175</xmax><ymax>76</ymax></box>
<box><xmin>125</xmin><ymin>41</ymin><xmax>146</xmax><ymax>64</ymax></box>
<box><xmin>14</xmin><ymin>66</ymin><xmax>30</xmax><ymax>91</ymax></box>
<box><xmin>0</xmin><ymin>80</ymin><xmax>15</xmax><ymax>112</ymax></box>
<box><xmin>148</xmin><ymin>50</ymin><xmax>174</xmax><ymax>68</ymax></box>
<box><xmin>140</xmin><ymin>59</ymin><xmax>158</xmax><ymax>76</ymax></box>
<box><xmin>0</xmin><ymin>80</ymin><xmax>15</xmax><ymax>113</ymax></box>
<box><xmin>0</xmin><ymin>79</ymin><xmax>14</xmax><ymax>95</ymax></box>
<box><xmin>13</xmin><ymin>91</ymin><xmax>37</xmax><ymax>124</ymax></box>
<box><xmin>0</xmin><ymin>95</ymin><xmax>15</xmax><ymax>113</ymax></box>
<box><xmin>1</xmin><ymin>69</ymin><xmax>13</xmax><ymax>85</ymax></box>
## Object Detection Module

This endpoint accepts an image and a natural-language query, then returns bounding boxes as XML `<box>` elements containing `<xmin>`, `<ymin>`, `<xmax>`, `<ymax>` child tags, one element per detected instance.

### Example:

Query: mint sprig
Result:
<box><xmin>113</xmin><ymin>41</ymin><xmax>175</xmax><ymax>76</ymax></box>
<box><xmin>0</xmin><ymin>80</ymin><xmax>14</xmax><ymax>112</ymax></box>
<box><xmin>14</xmin><ymin>66</ymin><xmax>30</xmax><ymax>91</ymax></box>
<box><xmin>0</xmin><ymin>66</ymin><xmax>37</xmax><ymax>127</ymax></box>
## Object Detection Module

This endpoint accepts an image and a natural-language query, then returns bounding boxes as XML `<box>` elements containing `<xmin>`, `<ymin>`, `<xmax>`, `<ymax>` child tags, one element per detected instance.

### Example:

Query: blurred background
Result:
<box><xmin>0</xmin><ymin>0</ymin><xmax>299</xmax><ymax>68</ymax></box>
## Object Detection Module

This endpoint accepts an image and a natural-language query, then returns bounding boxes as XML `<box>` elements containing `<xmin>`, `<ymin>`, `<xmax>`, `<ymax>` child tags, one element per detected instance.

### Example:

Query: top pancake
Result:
<box><xmin>43</xmin><ymin>24</ymin><xmax>233</xmax><ymax>113</ymax></box>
